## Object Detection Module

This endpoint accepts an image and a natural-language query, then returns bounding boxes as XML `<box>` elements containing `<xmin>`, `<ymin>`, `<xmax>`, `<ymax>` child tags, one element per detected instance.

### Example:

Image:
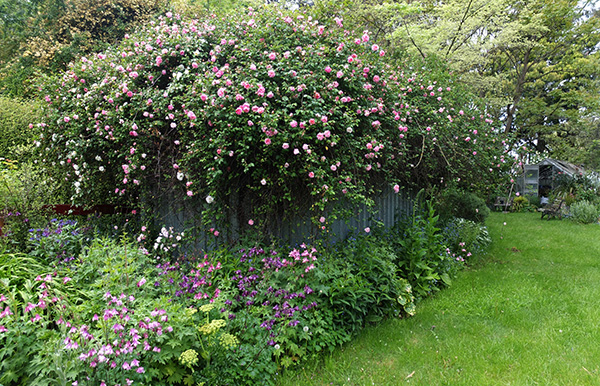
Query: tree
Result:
<box><xmin>0</xmin><ymin>0</ymin><xmax>169</xmax><ymax>97</ymax></box>
<box><xmin>314</xmin><ymin>0</ymin><xmax>600</xmax><ymax>163</ymax></box>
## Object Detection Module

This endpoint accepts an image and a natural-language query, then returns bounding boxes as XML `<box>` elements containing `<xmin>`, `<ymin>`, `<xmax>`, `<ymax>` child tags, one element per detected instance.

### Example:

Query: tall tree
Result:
<box><xmin>315</xmin><ymin>0</ymin><xmax>600</xmax><ymax>161</ymax></box>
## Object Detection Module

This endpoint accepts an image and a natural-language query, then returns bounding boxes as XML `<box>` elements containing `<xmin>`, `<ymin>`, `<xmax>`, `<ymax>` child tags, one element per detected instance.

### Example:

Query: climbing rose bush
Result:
<box><xmin>34</xmin><ymin>6</ymin><xmax>511</xmax><ymax>234</ymax></box>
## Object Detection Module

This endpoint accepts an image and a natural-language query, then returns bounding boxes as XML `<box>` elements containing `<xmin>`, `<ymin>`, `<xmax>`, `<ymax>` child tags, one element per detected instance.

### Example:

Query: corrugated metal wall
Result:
<box><xmin>154</xmin><ymin>186</ymin><xmax>414</xmax><ymax>250</ymax></box>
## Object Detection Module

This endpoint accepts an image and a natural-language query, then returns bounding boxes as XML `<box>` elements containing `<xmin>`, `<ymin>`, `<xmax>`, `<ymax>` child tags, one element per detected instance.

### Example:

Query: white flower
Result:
<box><xmin>177</xmin><ymin>172</ymin><xmax>184</xmax><ymax>181</ymax></box>
<box><xmin>303</xmin><ymin>326</ymin><xmax>309</xmax><ymax>332</ymax></box>
<box><xmin>95</xmin><ymin>155</ymin><xmax>102</xmax><ymax>161</ymax></box>
<box><xmin>274</xmin><ymin>344</ymin><xmax>280</xmax><ymax>350</ymax></box>
<box><xmin>206</xmin><ymin>195</ymin><xmax>214</xmax><ymax>204</ymax></box>
<box><xmin>260</xmin><ymin>179</ymin><xmax>267</xmax><ymax>185</ymax></box>
<box><xmin>99</xmin><ymin>166</ymin><xmax>105</xmax><ymax>172</ymax></box>
<box><xmin>346</xmin><ymin>127</ymin><xmax>353</xmax><ymax>133</ymax></box>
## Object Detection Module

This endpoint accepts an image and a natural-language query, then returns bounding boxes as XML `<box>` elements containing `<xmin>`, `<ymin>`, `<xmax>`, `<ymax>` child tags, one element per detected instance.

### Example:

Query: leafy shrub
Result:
<box><xmin>317</xmin><ymin>235</ymin><xmax>416</xmax><ymax>337</ymax></box>
<box><xmin>0</xmin><ymin>157</ymin><xmax>63</xmax><ymax>252</ymax></box>
<box><xmin>569</xmin><ymin>200</ymin><xmax>599</xmax><ymax>224</ymax></box>
<box><xmin>34</xmin><ymin>6</ymin><xmax>510</xmax><ymax>238</ymax></box>
<box><xmin>527</xmin><ymin>195</ymin><xmax>541</xmax><ymax>208</ymax></box>
<box><xmin>511</xmin><ymin>195</ymin><xmax>530</xmax><ymax>212</ymax></box>
<box><xmin>389</xmin><ymin>198</ymin><xmax>458</xmax><ymax>299</ymax></box>
<box><xmin>442</xmin><ymin>217</ymin><xmax>491</xmax><ymax>262</ymax></box>
<box><xmin>436</xmin><ymin>188</ymin><xmax>490</xmax><ymax>224</ymax></box>
<box><xmin>0</xmin><ymin>98</ymin><xmax>41</xmax><ymax>158</ymax></box>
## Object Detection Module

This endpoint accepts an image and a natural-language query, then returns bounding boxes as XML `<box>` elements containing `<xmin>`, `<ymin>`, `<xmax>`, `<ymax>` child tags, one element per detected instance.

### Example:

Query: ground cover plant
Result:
<box><xmin>277</xmin><ymin>211</ymin><xmax>600</xmax><ymax>385</ymax></box>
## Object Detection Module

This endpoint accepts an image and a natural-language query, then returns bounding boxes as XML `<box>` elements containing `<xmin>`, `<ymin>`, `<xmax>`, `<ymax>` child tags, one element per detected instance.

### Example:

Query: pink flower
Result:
<box><xmin>268</xmin><ymin>52</ymin><xmax>277</xmax><ymax>60</ymax></box>
<box><xmin>282</xmin><ymin>143</ymin><xmax>289</xmax><ymax>149</ymax></box>
<box><xmin>268</xmin><ymin>70</ymin><xmax>275</xmax><ymax>78</ymax></box>
<box><xmin>248</xmin><ymin>219</ymin><xmax>254</xmax><ymax>226</ymax></box>
<box><xmin>264</xmin><ymin>138</ymin><xmax>271</xmax><ymax>145</ymax></box>
<box><xmin>290</xmin><ymin>120</ymin><xmax>298</xmax><ymax>128</ymax></box>
<box><xmin>187</xmin><ymin>191</ymin><xmax>193</xmax><ymax>197</ymax></box>
<box><xmin>308</xmin><ymin>172</ymin><xmax>315</xmax><ymax>178</ymax></box>
<box><xmin>371</xmin><ymin>44</ymin><xmax>379</xmax><ymax>51</ymax></box>
<box><xmin>319</xmin><ymin>217</ymin><xmax>326</xmax><ymax>223</ymax></box>
<box><xmin>321</xmin><ymin>116</ymin><xmax>328</xmax><ymax>123</ymax></box>
<box><xmin>325</xmin><ymin>66</ymin><xmax>332</xmax><ymax>73</ymax></box>
<box><xmin>393</xmin><ymin>184</ymin><xmax>400</xmax><ymax>193</ymax></box>
<box><xmin>336</xmin><ymin>71</ymin><xmax>343</xmax><ymax>78</ymax></box>
<box><xmin>187</xmin><ymin>111</ymin><xmax>196</xmax><ymax>120</ymax></box>
<box><xmin>364</xmin><ymin>227</ymin><xmax>370</xmax><ymax>233</ymax></box>
<box><xmin>213</xmin><ymin>231</ymin><xmax>219</xmax><ymax>237</ymax></box>
<box><xmin>137</xmin><ymin>278</ymin><xmax>146</xmax><ymax>287</ymax></box>
<box><xmin>330</xmin><ymin>165</ymin><xmax>337</xmax><ymax>171</ymax></box>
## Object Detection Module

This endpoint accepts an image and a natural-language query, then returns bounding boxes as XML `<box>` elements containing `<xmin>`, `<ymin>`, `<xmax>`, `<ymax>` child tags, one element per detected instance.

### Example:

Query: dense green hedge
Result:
<box><xmin>0</xmin><ymin>97</ymin><xmax>41</xmax><ymax>158</ymax></box>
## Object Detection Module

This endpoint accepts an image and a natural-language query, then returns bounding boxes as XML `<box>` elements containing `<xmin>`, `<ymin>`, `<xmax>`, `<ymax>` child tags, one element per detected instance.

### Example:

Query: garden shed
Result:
<box><xmin>517</xmin><ymin>158</ymin><xmax>586</xmax><ymax>197</ymax></box>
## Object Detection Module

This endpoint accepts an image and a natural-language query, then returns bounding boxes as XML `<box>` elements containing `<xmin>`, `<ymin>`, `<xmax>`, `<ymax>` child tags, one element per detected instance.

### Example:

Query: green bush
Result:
<box><xmin>442</xmin><ymin>217</ymin><xmax>491</xmax><ymax>262</ymax></box>
<box><xmin>569</xmin><ymin>200</ymin><xmax>599</xmax><ymax>224</ymax></box>
<box><xmin>34</xmin><ymin>5</ymin><xmax>509</xmax><ymax>237</ymax></box>
<box><xmin>389</xmin><ymin>198</ymin><xmax>459</xmax><ymax>299</ymax></box>
<box><xmin>0</xmin><ymin>98</ymin><xmax>41</xmax><ymax>159</ymax></box>
<box><xmin>0</xmin><ymin>157</ymin><xmax>62</xmax><ymax>252</ymax></box>
<box><xmin>318</xmin><ymin>234</ymin><xmax>416</xmax><ymax>334</ymax></box>
<box><xmin>511</xmin><ymin>195</ymin><xmax>530</xmax><ymax>212</ymax></box>
<box><xmin>436</xmin><ymin>188</ymin><xmax>490</xmax><ymax>224</ymax></box>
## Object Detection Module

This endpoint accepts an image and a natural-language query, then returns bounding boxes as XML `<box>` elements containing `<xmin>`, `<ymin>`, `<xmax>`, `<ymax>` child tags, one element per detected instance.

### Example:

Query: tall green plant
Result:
<box><xmin>390</xmin><ymin>196</ymin><xmax>456</xmax><ymax>299</ymax></box>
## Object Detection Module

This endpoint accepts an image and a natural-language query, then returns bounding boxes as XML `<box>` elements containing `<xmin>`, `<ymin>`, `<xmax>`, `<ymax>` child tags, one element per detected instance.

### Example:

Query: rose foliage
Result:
<box><xmin>34</xmin><ymin>6</ymin><xmax>512</xmax><ymax>235</ymax></box>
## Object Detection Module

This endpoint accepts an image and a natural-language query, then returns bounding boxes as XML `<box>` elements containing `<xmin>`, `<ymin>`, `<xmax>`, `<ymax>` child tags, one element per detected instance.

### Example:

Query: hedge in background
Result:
<box><xmin>0</xmin><ymin>97</ymin><xmax>41</xmax><ymax>158</ymax></box>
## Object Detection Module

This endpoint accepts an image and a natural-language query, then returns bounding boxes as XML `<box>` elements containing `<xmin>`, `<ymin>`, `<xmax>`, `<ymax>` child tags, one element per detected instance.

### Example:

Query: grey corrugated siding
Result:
<box><xmin>155</xmin><ymin>186</ymin><xmax>414</xmax><ymax>250</ymax></box>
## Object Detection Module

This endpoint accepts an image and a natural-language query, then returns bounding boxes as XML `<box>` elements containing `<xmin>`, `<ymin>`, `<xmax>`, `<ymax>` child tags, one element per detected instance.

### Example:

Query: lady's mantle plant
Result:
<box><xmin>35</xmin><ymin>6</ymin><xmax>510</xmax><ymax>234</ymax></box>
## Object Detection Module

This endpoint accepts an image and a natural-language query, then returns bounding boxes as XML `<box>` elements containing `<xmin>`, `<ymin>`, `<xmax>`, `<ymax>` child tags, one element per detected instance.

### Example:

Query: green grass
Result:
<box><xmin>277</xmin><ymin>212</ymin><xmax>600</xmax><ymax>385</ymax></box>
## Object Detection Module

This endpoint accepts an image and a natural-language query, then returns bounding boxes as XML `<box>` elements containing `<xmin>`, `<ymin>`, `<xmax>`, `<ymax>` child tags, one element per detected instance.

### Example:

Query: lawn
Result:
<box><xmin>277</xmin><ymin>212</ymin><xmax>600</xmax><ymax>385</ymax></box>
